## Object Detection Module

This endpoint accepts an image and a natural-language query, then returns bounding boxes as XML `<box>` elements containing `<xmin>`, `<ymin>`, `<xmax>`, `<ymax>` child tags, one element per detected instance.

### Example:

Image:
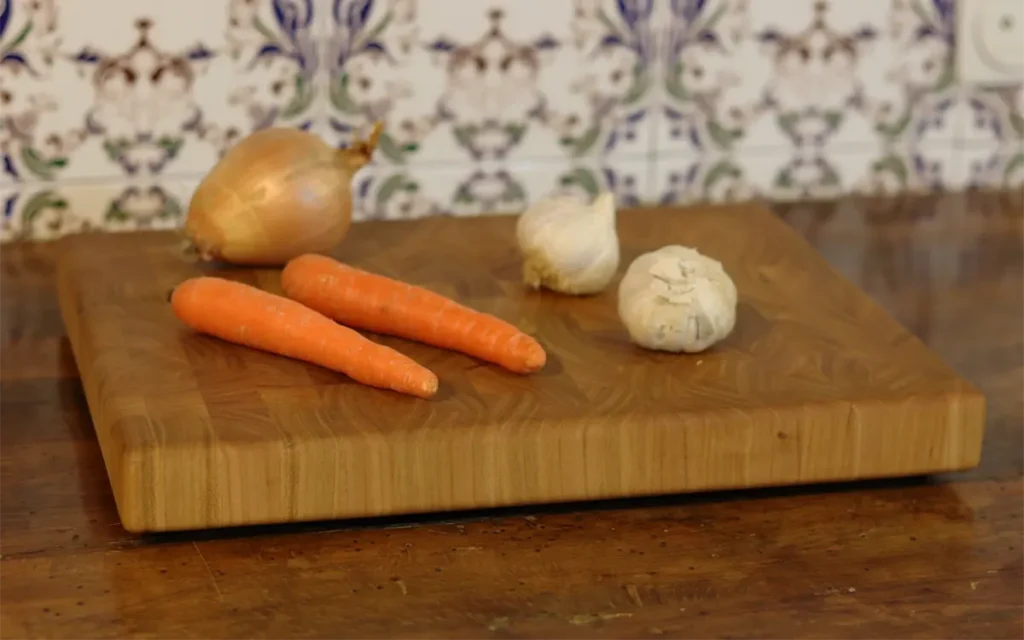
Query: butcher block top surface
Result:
<box><xmin>49</xmin><ymin>202</ymin><xmax>985</xmax><ymax>535</ymax></box>
<box><xmin>1</xmin><ymin>193</ymin><xmax>1020</xmax><ymax>638</ymax></box>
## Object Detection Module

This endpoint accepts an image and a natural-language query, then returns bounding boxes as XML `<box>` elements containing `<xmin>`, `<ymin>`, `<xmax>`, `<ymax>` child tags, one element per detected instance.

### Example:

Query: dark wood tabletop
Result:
<box><xmin>2</xmin><ymin>191</ymin><xmax>1022</xmax><ymax>639</ymax></box>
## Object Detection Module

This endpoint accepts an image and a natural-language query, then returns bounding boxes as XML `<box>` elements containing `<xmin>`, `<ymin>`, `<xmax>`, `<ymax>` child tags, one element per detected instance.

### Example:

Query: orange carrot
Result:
<box><xmin>280</xmin><ymin>254</ymin><xmax>547</xmax><ymax>374</ymax></box>
<box><xmin>170</xmin><ymin>276</ymin><xmax>438</xmax><ymax>399</ymax></box>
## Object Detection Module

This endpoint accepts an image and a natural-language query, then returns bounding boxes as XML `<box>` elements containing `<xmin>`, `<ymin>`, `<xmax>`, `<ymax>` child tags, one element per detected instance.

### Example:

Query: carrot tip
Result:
<box><xmin>529</xmin><ymin>354</ymin><xmax>547</xmax><ymax>371</ymax></box>
<box><xmin>426</xmin><ymin>379</ymin><xmax>439</xmax><ymax>394</ymax></box>
<box><xmin>521</xmin><ymin>346</ymin><xmax>547</xmax><ymax>373</ymax></box>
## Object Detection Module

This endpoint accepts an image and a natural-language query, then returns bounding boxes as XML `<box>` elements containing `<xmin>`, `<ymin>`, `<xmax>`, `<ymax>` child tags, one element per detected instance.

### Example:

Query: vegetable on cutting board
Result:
<box><xmin>280</xmin><ymin>254</ymin><xmax>547</xmax><ymax>374</ymax></box>
<box><xmin>182</xmin><ymin>122</ymin><xmax>384</xmax><ymax>266</ymax></box>
<box><xmin>618</xmin><ymin>245</ymin><xmax>737</xmax><ymax>354</ymax></box>
<box><xmin>170</xmin><ymin>276</ymin><xmax>438</xmax><ymax>399</ymax></box>
<box><xmin>516</xmin><ymin>191</ymin><xmax>620</xmax><ymax>295</ymax></box>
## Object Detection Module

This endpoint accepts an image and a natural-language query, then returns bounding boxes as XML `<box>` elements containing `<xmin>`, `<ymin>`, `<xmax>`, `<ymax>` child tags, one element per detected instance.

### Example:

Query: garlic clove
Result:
<box><xmin>515</xmin><ymin>190</ymin><xmax>621</xmax><ymax>296</ymax></box>
<box><xmin>618</xmin><ymin>245</ymin><xmax>737</xmax><ymax>353</ymax></box>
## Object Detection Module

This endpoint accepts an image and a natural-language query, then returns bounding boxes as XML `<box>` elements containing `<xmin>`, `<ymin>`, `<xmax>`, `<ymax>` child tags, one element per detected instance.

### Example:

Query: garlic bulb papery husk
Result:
<box><xmin>618</xmin><ymin>245</ymin><xmax>738</xmax><ymax>353</ymax></box>
<box><xmin>515</xmin><ymin>191</ymin><xmax>620</xmax><ymax>295</ymax></box>
<box><xmin>183</xmin><ymin>122</ymin><xmax>383</xmax><ymax>266</ymax></box>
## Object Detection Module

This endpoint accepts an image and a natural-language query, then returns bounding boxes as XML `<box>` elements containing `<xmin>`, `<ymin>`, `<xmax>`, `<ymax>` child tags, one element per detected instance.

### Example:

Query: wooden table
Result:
<box><xmin>2</xmin><ymin>192</ymin><xmax>1021</xmax><ymax>639</ymax></box>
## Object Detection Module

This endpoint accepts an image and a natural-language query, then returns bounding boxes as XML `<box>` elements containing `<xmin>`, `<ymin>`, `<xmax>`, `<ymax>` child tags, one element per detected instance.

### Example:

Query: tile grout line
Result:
<box><xmin>647</xmin><ymin>91</ymin><xmax>660</xmax><ymax>204</ymax></box>
<box><xmin>2</xmin><ymin>160</ymin><xmax>656</xmax><ymax>191</ymax></box>
<box><xmin>4</xmin><ymin>139</ymin><xmax>1012</xmax><ymax>192</ymax></box>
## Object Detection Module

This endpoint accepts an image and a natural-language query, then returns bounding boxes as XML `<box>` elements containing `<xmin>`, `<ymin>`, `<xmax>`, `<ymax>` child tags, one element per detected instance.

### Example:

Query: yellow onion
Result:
<box><xmin>183</xmin><ymin>122</ymin><xmax>383</xmax><ymax>266</ymax></box>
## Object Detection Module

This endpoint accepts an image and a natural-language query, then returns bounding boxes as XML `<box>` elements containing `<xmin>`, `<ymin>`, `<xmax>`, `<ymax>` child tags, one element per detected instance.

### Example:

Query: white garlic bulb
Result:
<box><xmin>515</xmin><ymin>191</ymin><xmax>620</xmax><ymax>295</ymax></box>
<box><xmin>618</xmin><ymin>245</ymin><xmax>737</xmax><ymax>353</ymax></box>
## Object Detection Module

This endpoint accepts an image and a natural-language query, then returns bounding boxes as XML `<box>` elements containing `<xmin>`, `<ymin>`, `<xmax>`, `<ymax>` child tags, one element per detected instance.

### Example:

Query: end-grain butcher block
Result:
<box><xmin>55</xmin><ymin>204</ymin><xmax>985</xmax><ymax>533</ymax></box>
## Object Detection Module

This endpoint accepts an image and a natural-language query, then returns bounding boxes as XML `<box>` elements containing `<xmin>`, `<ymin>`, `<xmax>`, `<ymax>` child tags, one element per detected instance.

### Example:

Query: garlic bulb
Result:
<box><xmin>515</xmin><ymin>191</ymin><xmax>620</xmax><ymax>295</ymax></box>
<box><xmin>618</xmin><ymin>245</ymin><xmax>737</xmax><ymax>353</ymax></box>
<box><xmin>183</xmin><ymin>122</ymin><xmax>383</xmax><ymax>266</ymax></box>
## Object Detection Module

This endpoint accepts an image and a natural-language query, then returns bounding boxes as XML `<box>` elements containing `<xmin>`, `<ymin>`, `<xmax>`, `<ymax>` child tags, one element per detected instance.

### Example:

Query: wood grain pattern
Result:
<box><xmin>54</xmin><ymin>204</ymin><xmax>986</xmax><ymax>533</ymax></box>
<box><xmin>2</xmin><ymin>191</ymin><xmax>1021</xmax><ymax>639</ymax></box>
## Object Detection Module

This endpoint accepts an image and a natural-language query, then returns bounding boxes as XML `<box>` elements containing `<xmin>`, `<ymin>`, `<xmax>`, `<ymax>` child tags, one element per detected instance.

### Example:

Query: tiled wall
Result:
<box><xmin>1</xmin><ymin>0</ymin><xmax>1021</xmax><ymax>242</ymax></box>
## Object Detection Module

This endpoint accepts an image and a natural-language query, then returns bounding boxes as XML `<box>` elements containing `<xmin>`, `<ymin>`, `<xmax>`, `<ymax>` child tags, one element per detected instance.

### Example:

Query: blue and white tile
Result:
<box><xmin>350</xmin><ymin>157</ymin><xmax>652</xmax><ymax>221</ymax></box>
<box><xmin>322</xmin><ymin>0</ymin><xmax>657</xmax><ymax>166</ymax></box>
<box><xmin>0</xmin><ymin>0</ymin><xmax>318</xmax><ymax>184</ymax></box>
<box><xmin>2</xmin><ymin>178</ymin><xmax>198</xmax><ymax>242</ymax></box>
<box><xmin>952</xmin><ymin>144</ymin><xmax>1024</xmax><ymax>191</ymax></box>
<box><xmin>655</xmin><ymin>0</ymin><xmax>960</xmax><ymax>162</ymax></box>
<box><xmin>654</xmin><ymin>138</ymin><xmax>956</xmax><ymax>205</ymax></box>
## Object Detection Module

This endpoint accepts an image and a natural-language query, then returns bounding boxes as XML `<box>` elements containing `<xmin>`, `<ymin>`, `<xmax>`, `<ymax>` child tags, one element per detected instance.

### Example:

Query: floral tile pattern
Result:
<box><xmin>0</xmin><ymin>0</ymin><xmax>1021</xmax><ymax>242</ymax></box>
<box><xmin>657</xmin><ymin>0</ymin><xmax>968</xmax><ymax>202</ymax></box>
<box><xmin>958</xmin><ymin>83</ymin><xmax>1024</xmax><ymax>190</ymax></box>
<box><xmin>351</xmin><ymin>157</ymin><xmax>652</xmax><ymax>221</ymax></box>
<box><xmin>321</xmin><ymin>0</ymin><xmax>656</xmax><ymax>214</ymax></box>
<box><xmin>1</xmin><ymin>0</ymin><xmax>319</xmax><ymax>184</ymax></box>
<box><xmin>653</xmin><ymin>142</ymin><xmax>959</xmax><ymax>206</ymax></box>
<box><xmin>322</xmin><ymin>1</ymin><xmax>655</xmax><ymax>163</ymax></box>
<box><xmin>2</xmin><ymin>179</ymin><xmax>197</xmax><ymax>242</ymax></box>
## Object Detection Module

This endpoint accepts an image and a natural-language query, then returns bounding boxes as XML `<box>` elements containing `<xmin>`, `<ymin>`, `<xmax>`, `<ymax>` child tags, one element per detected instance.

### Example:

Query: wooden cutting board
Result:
<box><xmin>55</xmin><ymin>204</ymin><xmax>985</xmax><ymax>533</ymax></box>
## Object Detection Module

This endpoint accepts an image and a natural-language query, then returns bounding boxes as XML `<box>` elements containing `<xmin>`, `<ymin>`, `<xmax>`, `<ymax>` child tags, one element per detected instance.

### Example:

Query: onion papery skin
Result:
<box><xmin>184</xmin><ymin>123</ymin><xmax>382</xmax><ymax>266</ymax></box>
